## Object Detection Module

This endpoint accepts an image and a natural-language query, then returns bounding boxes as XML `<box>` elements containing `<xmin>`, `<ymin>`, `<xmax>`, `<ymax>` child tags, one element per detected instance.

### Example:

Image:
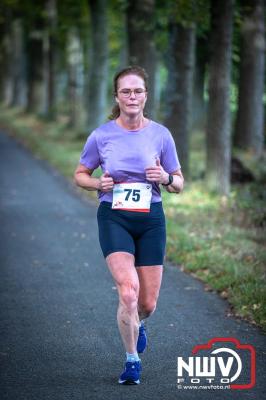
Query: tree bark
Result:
<box><xmin>234</xmin><ymin>0</ymin><xmax>265</xmax><ymax>156</ymax></box>
<box><xmin>192</xmin><ymin>36</ymin><xmax>208</xmax><ymax>130</ymax></box>
<box><xmin>126</xmin><ymin>0</ymin><xmax>157</xmax><ymax>118</ymax></box>
<box><xmin>43</xmin><ymin>0</ymin><xmax>57</xmax><ymax>119</ymax></box>
<box><xmin>164</xmin><ymin>23</ymin><xmax>196</xmax><ymax>177</ymax></box>
<box><xmin>206</xmin><ymin>0</ymin><xmax>234</xmax><ymax>195</ymax></box>
<box><xmin>87</xmin><ymin>0</ymin><xmax>109</xmax><ymax>131</ymax></box>
<box><xmin>163</xmin><ymin>22</ymin><xmax>178</xmax><ymax>120</ymax></box>
<box><xmin>0</xmin><ymin>7</ymin><xmax>13</xmax><ymax>104</ymax></box>
<box><xmin>10</xmin><ymin>19</ymin><xmax>27</xmax><ymax>108</ymax></box>
<box><xmin>67</xmin><ymin>29</ymin><xmax>84</xmax><ymax>130</ymax></box>
<box><xmin>26</xmin><ymin>18</ymin><xmax>44</xmax><ymax>114</ymax></box>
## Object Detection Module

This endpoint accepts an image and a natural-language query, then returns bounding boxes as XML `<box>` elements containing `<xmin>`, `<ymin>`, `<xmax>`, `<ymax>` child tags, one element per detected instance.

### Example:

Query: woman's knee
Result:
<box><xmin>138</xmin><ymin>299</ymin><xmax>157</xmax><ymax>318</ymax></box>
<box><xmin>119</xmin><ymin>280</ymin><xmax>139</xmax><ymax>312</ymax></box>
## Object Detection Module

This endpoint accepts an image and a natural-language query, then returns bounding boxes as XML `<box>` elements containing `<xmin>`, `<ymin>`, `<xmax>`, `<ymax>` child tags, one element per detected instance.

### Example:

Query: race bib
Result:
<box><xmin>112</xmin><ymin>182</ymin><xmax>152</xmax><ymax>212</ymax></box>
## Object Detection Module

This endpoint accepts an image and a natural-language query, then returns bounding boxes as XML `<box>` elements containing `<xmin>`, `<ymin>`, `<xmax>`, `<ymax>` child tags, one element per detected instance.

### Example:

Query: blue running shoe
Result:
<box><xmin>118</xmin><ymin>361</ymin><xmax>142</xmax><ymax>385</ymax></box>
<box><xmin>137</xmin><ymin>322</ymin><xmax>147</xmax><ymax>353</ymax></box>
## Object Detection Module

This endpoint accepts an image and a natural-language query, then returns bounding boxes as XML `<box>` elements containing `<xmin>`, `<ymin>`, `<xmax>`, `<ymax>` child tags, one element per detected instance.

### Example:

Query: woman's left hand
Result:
<box><xmin>145</xmin><ymin>158</ymin><xmax>169</xmax><ymax>185</ymax></box>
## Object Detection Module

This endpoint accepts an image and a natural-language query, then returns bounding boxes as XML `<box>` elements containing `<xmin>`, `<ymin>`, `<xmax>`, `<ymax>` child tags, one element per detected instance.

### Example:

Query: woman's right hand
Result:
<box><xmin>99</xmin><ymin>171</ymin><xmax>114</xmax><ymax>192</ymax></box>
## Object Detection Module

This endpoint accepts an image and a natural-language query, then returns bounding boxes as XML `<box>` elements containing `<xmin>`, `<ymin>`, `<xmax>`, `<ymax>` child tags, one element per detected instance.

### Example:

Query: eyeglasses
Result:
<box><xmin>118</xmin><ymin>88</ymin><xmax>147</xmax><ymax>98</ymax></box>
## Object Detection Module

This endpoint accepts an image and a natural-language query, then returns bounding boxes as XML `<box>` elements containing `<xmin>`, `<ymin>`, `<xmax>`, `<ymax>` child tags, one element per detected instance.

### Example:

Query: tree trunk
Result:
<box><xmin>0</xmin><ymin>6</ymin><xmax>14</xmax><ymax>105</ymax></box>
<box><xmin>43</xmin><ymin>0</ymin><xmax>57</xmax><ymax>119</ymax></box>
<box><xmin>164</xmin><ymin>23</ymin><xmax>196</xmax><ymax>177</ymax></box>
<box><xmin>163</xmin><ymin>22</ymin><xmax>178</xmax><ymax>120</ymax></box>
<box><xmin>26</xmin><ymin>21</ymin><xmax>44</xmax><ymax>114</ymax></box>
<box><xmin>206</xmin><ymin>0</ymin><xmax>234</xmax><ymax>195</ymax></box>
<box><xmin>118</xmin><ymin>11</ymin><xmax>129</xmax><ymax>70</ymax></box>
<box><xmin>0</xmin><ymin>16</ymin><xmax>5</xmax><ymax>102</ymax></box>
<box><xmin>87</xmin><ymin>0</ymin><xmax>108</xmax><ymax>131</ymax></box>
<box><xmin>67</xmin><ymin>29</ymin><xmax>84</xmax><ymax>130</ymax></box>
<box><xmin>192</xmin><ymin>36</ymin><xmax>208</xmax><ymax>130</ymax></box>
<box><xmin>234</xmin><ymin>0</ymin><xmax>265</xmax><ymax>156</ymax></box>
<box><xmin>126</xmin><ymin>0</ymin><xmax>157</xmax><ymax>119</ymax></box>
<box><xmin>10</xmin><ymin>19</ymin><xmax>27</xmax><ymax>108</ymax></box>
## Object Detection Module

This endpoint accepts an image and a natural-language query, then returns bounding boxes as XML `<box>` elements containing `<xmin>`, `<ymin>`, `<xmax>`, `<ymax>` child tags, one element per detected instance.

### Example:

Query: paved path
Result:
<box><xmin>0</xmin><ymin>131</ymin><xmax>265</xmax><ymax>400</ymax></box>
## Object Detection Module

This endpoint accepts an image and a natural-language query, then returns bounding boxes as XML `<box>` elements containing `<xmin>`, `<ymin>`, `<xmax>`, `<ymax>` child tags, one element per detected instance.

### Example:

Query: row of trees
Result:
<box><xmin>0</xmin><ymin>0</ymin><xmax>265</xmax><ymax>194</ymax></box>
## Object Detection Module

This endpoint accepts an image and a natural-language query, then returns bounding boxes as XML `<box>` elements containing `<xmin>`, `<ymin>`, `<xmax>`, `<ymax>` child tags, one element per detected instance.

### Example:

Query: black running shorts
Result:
<box><xmin>97</xmin><ymin>201</ymin><xmax>166</xmax><ymax>266</ymax></box>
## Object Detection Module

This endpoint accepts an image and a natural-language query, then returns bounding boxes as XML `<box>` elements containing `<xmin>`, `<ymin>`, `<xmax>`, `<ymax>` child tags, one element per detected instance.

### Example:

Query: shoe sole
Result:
<box><xmin>118</xmin><ymin>379</ymin><xmax>140</xmax><ymax>385</ymax></box>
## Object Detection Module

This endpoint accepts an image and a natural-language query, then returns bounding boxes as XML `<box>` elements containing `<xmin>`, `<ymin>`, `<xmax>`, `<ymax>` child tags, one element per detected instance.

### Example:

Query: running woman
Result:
<box><xmin>74</xmin><ymin>66</ymin><xmax>184</xmax><ymax>385</ymax></box>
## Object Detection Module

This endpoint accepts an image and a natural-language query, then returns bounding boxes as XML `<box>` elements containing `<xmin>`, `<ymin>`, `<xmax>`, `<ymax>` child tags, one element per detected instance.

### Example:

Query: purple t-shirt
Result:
<box><xmin>79</xmin><ymin>119</ymin><xmax>181</xmax><ymax>203</ymax></box>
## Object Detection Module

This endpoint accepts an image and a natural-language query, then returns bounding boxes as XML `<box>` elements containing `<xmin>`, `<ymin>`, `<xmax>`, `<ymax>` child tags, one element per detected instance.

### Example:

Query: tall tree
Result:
<box><xmin>161</xmin><ymin>0</ymin><xmax>209</xmax><ymax>177</ymax></box>
<box><xmin>234</xmin><ymin>0</ymin><xmax>265</xmax><ymax>156</ymax></box>
<box><xmin>25</xmin><ymin>3</ymin><xmax>45</xmax><ymax>114</ymax></box>
<box><xmin>192</xmin><ymin>36</ymin><xmax>208</xmax><ymax>130</ymax></box>
<box><xmin>9</xmin><ymin>18</ymin><xmax>27</xmax><ymax>107</ymax></box>
<box><xmin>87</xmin><ymin>0</ymin><xmax>109</xmax><ymax>130</ymax></box>
<box><xmin>56</xmin><ymin>0</ymin><xmax>90</xmax><ymax>130</ymax></box>
<box><xmin>0</xmin><ymin>5</ymin><xmax>13</xmax><ymax>104</ymax></box>
<box><xmin>67</xmin><ymin>28</ymin><xmax>84</xmax><ymax>129</ymax></box>
<box><xmin>164</xmin><ymin>22</ymin><xmax>196</xmax><ymax>176</ymax></box>
<box><xmin>43</xmin><ymin>0</ymin><xmax>57</xmax><ymax>119</ymax></box>
<box><xmin>126</xmin><ymin>0</ymin><xmax>157</xmax><ymax>118</ymax></box>
<box><xmin>206</xmin><ymin>0</ymin><xmax>234</xmax><ymax>195</ymax></box>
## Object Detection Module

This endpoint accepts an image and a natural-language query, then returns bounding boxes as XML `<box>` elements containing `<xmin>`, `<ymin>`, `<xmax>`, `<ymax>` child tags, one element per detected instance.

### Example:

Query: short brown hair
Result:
<box><xmin>109</xmin><ymin>65</ymin><xmax>148</xmax><ymax>120</ymax></box>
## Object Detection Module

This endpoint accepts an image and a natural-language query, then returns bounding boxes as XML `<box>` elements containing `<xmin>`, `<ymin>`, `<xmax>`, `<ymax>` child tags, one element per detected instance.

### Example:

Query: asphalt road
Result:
<box><xmin>0</xmin><ymin>131</ymin><xmax>265</xmax><ymax>400</ymax></box>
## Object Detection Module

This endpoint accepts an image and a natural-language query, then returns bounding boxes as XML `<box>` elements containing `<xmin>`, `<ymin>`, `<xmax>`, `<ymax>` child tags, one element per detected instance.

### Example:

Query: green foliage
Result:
<box><xmin>0</xmin><ymin>0</ymin><xmax>18</xmax><ymax>21</ymax></box>
<box><xmin>57</xmin><ymin>0</ymin><xmax>90</xmax><ymax>50</ymax></box>
<box><xmin>164</xmin><ymin>182</ymin><xmax>266</xmax><ymax>331</ymax></box>
<box><xmin>0</xmin><ymin>0</ymin><xmax>42</xmax><ymax>28</ymax></box>
<box><xmin>154</xmin><ymin>0</ymin><xmax>211</xmax><ymax>56</ymax></box>
<box><xmin>108</xmin><ymin>1</ymin><xmax>126</xmax><ymax>72</ymax></box>
<box><xmin>164</xmin><ymin>0</ymin><xmax>210</xmax><ymax>29</ymax></box>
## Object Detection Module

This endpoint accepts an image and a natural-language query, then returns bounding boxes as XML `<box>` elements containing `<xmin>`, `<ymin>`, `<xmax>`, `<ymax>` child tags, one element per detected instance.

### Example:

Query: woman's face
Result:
<box><xmin>115</xmin><ymin>74</ymin><xmax>147</xmax><ymax>118</ymax></box>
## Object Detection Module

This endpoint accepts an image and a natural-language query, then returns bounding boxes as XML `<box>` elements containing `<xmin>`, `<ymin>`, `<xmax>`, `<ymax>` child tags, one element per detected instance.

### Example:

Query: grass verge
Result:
<box><xmin>1</xmin><ymin>105</ymin><xmax>265</xmax><ymax>332</ymax></box>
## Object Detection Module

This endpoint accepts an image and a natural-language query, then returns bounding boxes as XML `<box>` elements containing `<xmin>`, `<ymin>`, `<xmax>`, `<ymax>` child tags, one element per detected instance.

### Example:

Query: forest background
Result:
<box><xmin>0</xmin><ymin>0</ymin><xmax>265</xmax><ymax>331</ymax></box>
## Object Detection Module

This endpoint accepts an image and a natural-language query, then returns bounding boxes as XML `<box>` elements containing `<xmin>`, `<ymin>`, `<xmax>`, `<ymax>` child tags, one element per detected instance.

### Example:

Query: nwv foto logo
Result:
<box><xmin>177</xmin><ymin>338</ymin><xmax>256</xmax><ymax>390</ymax></box>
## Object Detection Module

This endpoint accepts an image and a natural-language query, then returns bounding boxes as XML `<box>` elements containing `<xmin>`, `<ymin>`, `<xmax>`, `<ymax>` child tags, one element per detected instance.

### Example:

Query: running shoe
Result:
<box><xmin>137</xmin><ymin>321</ymin><xmax>147</xmax><ymax>353</ymax></box>
<box><xmin>118</xmin><ymin>361</ymin><xmax>142</xmax><ymax>385</ymax></box>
